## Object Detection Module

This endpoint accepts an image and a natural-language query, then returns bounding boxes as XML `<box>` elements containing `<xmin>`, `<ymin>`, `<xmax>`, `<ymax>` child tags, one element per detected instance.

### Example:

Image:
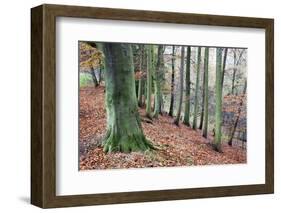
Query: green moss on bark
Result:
<box><xmin>101</xmin><ymin>43</ymin><xmax>154</xmax><ymax>153</ymax></box>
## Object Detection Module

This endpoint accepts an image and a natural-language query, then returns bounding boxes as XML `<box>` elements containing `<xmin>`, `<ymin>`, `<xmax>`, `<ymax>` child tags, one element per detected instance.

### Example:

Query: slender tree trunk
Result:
<box><xmin>174</xmin><ymin>46</ymin><xmax>185</xmax><ymax>125</ymax></box>
<box><xmin>153</xmin><ymin>45</ymin><xmax>164</xmax><ymax>118</ymax></box>
<box><xmin>137</xmin><ymin>46</ymin><xmax>144</xmax><ymax>107</ymax></box>
<box><xmin>143</xmin><ymin>82</ymin><xmax>145</xmax><ymax>105</ymax></box>
<box><xmin>146</xmin><ymin>45</ymin><xmax>153</xmax><ymax>119</ymax></box>
<box><xmin>231</xmin><ymin>51</ymin><xmax>237</xmax><ymax>94</ymax></box>
<box><xmin>101</xmin><ymin>43</ymin><xmax>154</xmax><ymax>153</ymax></box>
<box><xmin>91</xmin><ymin>68</ymin><xmax>99</xmax><ymax>87</ymax></box>
<box><xmin>138</xmin><ymin>79</ymin><xmax>143</xmax><ymax>106</ymax></box>
<box><xmin>214</xmin><ymin>48</ymin><xmax>223</xmax><ymax>152</ymax></box>
<box><xmin>183</xmin><ymin>46</ymin><xmax>191</xmax><ymax>126</ymax></box>
<box><xmin>199</xmin><ymin>48</ymin><xmax>207</xmax><ymax>130</ymax></box>
<box><xmin>231</xmin><ymin>69</ymin><xmax>237</xmax><ymax>94</ymax></box>
<box><xmin>98</xmin><ymin>59</ymin><xmax>103</xmax><ymax>84</ymax></box>
<box><xmin>192</xmin><ymin>47</ymin><xmax>201</xmax><ymax>129</ymax></box>
<box><xmin>159</xmin><ymin>95</ymin><xmax>163</xmax><ymax>115</ymax></box>
<box><xmin>221</xmin><ymin>48</ymin><xmax>228</xmax><ymax>88</ymax></box>
<box><xmin>169</xmin><ymin>46</ymin><xmax>175</xmax><ymax>117</ymax></box>
<box><xmin>228</xmin><ymin>80</ymin><xmax>247</xmax><ymax>146</ymax></box>
<box><xmin>202</xmin><ymin>48</ymin><xmax>209</xmax><ymax>138</ymax></box>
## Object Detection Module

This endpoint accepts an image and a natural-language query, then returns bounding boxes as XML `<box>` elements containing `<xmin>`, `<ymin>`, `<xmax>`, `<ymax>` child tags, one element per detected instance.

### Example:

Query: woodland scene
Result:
<box><xmin>79</xmin><ymin>41</ymin><xmax>247</xmax><ymax>170</ymax></box>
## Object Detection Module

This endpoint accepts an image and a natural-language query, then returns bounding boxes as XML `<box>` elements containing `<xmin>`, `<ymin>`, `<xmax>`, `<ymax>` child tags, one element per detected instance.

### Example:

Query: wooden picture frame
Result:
<box><xmin>31</xmin><ymin>4</ymin><xmax>274</xmax><ymax>208</ymax></box>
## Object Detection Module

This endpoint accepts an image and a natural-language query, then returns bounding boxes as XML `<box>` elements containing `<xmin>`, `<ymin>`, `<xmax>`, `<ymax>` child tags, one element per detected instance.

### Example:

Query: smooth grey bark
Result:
<box><xmin>168</xmin><ymin>46</ymin><xmax>175</xmax><ymax>117</ymax></box>
<box><xmin>153</xmin><ymin>45</ymin><xmax>165</xmax><ymax>118</ymax></box>
<box><xmin>146</xmin><ymin>45</ymin><xmax>153</xmax><ymax>119</ymax></box>
<box><xmin>202</xmin><ymin>48</ymin><xmax>209</xmax><ymax>138</ymax></box>
<box><xmin>199</xmin><ymin>48</ymin><xmax>207</xmax><ymax>130</ymax></box>
<box><xmin>137</xmin><ymin>45</ymin><xmax>144</xmax><ymax>107</ymax></box>
<box><xmin>183</xmin><ymin>46</ymin><xmax>191</xmax><ymax>126</ymax></box>
<box><xmin>174</xmin><ymin>46</ymin><xmax>185</xmax><ymax>125</ymax></box>
<box><xmin>214</xmin><ymin>48</ymin><xmax>223</xmax><ymax>152</ymax></box>
<box><xmin>192</xmin><ymin>47</ymin><xmax>201</xmax><ymax>129</ymax></box>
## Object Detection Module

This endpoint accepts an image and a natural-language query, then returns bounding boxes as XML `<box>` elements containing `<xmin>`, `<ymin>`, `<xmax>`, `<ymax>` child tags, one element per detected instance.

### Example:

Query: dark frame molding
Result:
<box><xmin>31</xmin><ymin>4</ymin><xmax>274</xmax><ymax>208</ymax></box>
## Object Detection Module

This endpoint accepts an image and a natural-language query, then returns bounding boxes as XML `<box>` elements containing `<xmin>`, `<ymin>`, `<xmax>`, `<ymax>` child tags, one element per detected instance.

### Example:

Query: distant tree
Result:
<box><xmin>137</xmin><ymin>45</ymin><xmax>144</xmax><ymax>107</ymax></box>
<box><xmin>202</xmin><ymin>47</ymin><xmax>209</xmax><ymax>138</ymax></box>
<box><xmin>231</xmin><ymin>49</ymin><xmax>245</xmax><ymax>94</ymax></box>
<box><xmin>80</xmin><ymin>42</ymin><xmax>103</xmax><ymax>87</ymax></box>
<box><xmin>153</xmin><ymin>45</ymin><xmax>165</xmax><ymax>118</ymax></box>
<box><xmin>199</xmin><ymin>48</ymin><xmax>207</xmax><ymax>130</ymax></box>
<box><xmin>228</xmin><ymin>80</ymin><xmax>247</xmax><ymax>146</ymax></box>
<box><xmin>221</xmin><ymin>48</ymin><xmax>228</xmax><ymax>88</ymax></box>
<box><xmin>183</xmin><ymin>46</ymin><xmax>191</xmax><ymax>126</ymax></box>
<box><xmin>101</xmin><ymin>43</ymin><xmax>154</xmax><ymax>153</ymax></box>
<box><xmin>168</xmin><ymin>46</ymin><xmax>175</xmax><ymax>117</ymax></box>
<box><xmin>90</xmin><ymin>68</ymin><xmax>99</xmax><ymax>87</ymax></box>
<box><xmin>174</xmin><ymin>46</ymin><xmax>185</xmax><ymax>125</ymax></box>
<box><xmin>214</xmin><ymin>48</ymin><xmax>223</xmax><ymax>152</ymax></box>
<box><xmin>192</xmin><ymin>47</ymin><xmax>201</xmax><ymax>129</ymax></box>
<box><xmin>146</xmin><ymin>45</ymin><xmax>153</xmax><ymax>119</ymax></box>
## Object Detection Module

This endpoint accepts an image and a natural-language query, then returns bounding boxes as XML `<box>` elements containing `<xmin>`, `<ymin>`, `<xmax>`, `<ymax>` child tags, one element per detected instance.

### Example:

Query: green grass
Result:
<box><xmin>80</xmin><ymin>73</ymin><xmax>93</xmax><ymax>87</ymax></box>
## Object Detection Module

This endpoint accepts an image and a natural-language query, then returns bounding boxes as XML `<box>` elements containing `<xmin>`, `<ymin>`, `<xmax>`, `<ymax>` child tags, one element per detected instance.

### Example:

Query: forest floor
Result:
<box><xmin>79</xmin><ymin>86</ymin><xmax>246</xmax><ymax>170</ymax></box>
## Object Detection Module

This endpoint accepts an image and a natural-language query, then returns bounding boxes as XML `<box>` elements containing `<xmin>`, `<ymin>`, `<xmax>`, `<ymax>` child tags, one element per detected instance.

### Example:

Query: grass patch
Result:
<box><xmin>80</xmin><ymin>73</ymin><xmax>93</xmax><ymax>87</ymax></box>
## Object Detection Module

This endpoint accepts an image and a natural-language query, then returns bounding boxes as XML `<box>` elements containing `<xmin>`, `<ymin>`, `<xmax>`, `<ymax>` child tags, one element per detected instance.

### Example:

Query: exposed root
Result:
<box><xmin>141</xmin><ymin>117</ymin><xmax>153</xmax><ymax>124</ymax></box>
<box><xmin>212</xmin><ymin>144</ymin><xmax>223</xmax><ymax>153</ymax></box>
<box><xmin>102</xmin><ymin>131</ymin><xmax>155</xmax><ymax>153</ymax></box>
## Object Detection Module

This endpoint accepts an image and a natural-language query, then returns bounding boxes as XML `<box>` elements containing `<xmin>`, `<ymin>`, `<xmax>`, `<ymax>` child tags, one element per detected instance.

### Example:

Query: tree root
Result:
<box><xmin>141</xmin><ymin>117</ymin><xmax>153</xmax><ymax>124</ymax></box>
<box><xmin>102</xmin><ymin>132</ymin><xmax>155</xmax><ymax>153</ymax></box>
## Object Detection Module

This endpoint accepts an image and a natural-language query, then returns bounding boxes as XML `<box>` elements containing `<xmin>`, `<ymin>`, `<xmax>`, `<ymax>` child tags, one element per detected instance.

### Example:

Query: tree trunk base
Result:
<box><xmin>146</xmin><ymin>113</ymin><xmax>153</xmax><ymax>120</ymax></box>
<box><xmin>183</xmin><ymin>120</ymin><xmax>190</xmax><ymax>127</ymax></box>
<box><xmin>212</xmin><ymin>144</ymin><xmax>223</xmax><ymax>153</ymax></box>
<box><xmin>173</xmin><ymin>119</ymin><xmax>180</xmax><ymax>126</ymax></box>
<box><xmin>102</xmin><ymin>131</ymin><xmax>154</xmax><ymax>153</ymax></box>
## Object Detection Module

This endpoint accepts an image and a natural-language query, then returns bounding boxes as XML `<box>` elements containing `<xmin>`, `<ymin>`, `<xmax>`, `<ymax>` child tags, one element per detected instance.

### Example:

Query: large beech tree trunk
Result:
<box><xmin>153</xmin><ymin>45</ymin><xmax>164</xmax><ymax>118</ymax></box>
<box><xmin>101</xmin><ymin>43</ymin><xmax>154</xmax><ymax>153</ymax></box>
<box><xmin>174</xmin><ymin>46</ymin><xmax>185</xmax><ymax>125</ymax></box>
<box><xmin>137</xmin><ymin>45</ymin><xmax>144</xmax><ymax>107</ymax></box>
<box><xmin>214</xmin><ymin>48</ymin><xmax>223</xmax><ymax>152</ymax></box>
<box><xmin>169</xmin><ymin>46</ymin><xmax>175</xmax><ymax>117</ymax></box>
<box><xmin>146</xmin><ymin>45</ymin><xmax>153</xmax><ymax>119</ymax></box>
<box><xmin>202</xmin><ymin>48</ymin><xmax>209</xmax><ymax>138</ymax></box>
<box><xmin>193</xmin><ymin>47</ymin><xmax>201</xmax><ymax>129</ymax></box>
<box><xmin>183</xmin><ymin>46</ymin><xmax>191</xmax><ymax>126</ymax></box>
<box><xmin>199</xmin><ymin>49</ymin><xmax>206</xmax><ymax>130</ymax></box>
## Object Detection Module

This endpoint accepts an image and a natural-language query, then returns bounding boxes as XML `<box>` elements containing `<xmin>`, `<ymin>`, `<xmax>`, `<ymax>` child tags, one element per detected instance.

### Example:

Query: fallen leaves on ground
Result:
<box><xmin>79</xmin><ymin>86</ymin><xmax>246</xmax><ymax>170</ymax></box>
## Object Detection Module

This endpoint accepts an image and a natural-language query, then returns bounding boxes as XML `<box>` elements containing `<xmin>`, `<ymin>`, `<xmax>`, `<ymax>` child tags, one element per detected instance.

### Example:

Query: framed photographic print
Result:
<box><xmin>31</xmin><ymin>4</ymin><xmax>274</xmax><ymax>208</ymax></box>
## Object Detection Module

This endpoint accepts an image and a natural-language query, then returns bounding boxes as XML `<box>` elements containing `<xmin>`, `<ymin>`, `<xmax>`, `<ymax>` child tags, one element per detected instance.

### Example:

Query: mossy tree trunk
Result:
<box><xmin>202</xmin><ymin>48</ymin><xmax>209</xmax><ymax>138</ymax></box>
<box><xmin>183</xmin><ymin>46</ymin><xmax>191</xmax><ymax>126</ymax></box>
<box><xmin>153</xmin><ymin>45</ymin><xmax>165</xmax><ymax>118</ymax></box>
<box><xmin>214</xmin><ymin>48</ymin><xmax>223</xmax><ymax>152</ymax></box>
<box><xmin>168</xmin><ymin>46</ymin><xmax>175</xmax><ymax>117</ymax></box>
<box><xmin>174</xmin><ymin>46</ymin><xmax>185</xmax><ymax>126</ymax></box>
<box><xmin>101</xmin><ymin>43</ymin><xmax>154</xmax><ymax>153</ymax></box>
<box><xmin>146</xmin><ymin>45</ymin><xmax>153</xmax><ymax>119</ymax></box>
<box><xmin>199</xmin><ymin>48</ymin><xmax>207</xmax><ymax>130</ymax></box>
<box><xmin>192</xmin><ymin>47</ymin><xmax>201</xmax><ymax>129</ymax></box>
<box><xmin>137</xmin><ymin>45</ymin><xmax>144</xmax><ymax>107</ymax></box>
